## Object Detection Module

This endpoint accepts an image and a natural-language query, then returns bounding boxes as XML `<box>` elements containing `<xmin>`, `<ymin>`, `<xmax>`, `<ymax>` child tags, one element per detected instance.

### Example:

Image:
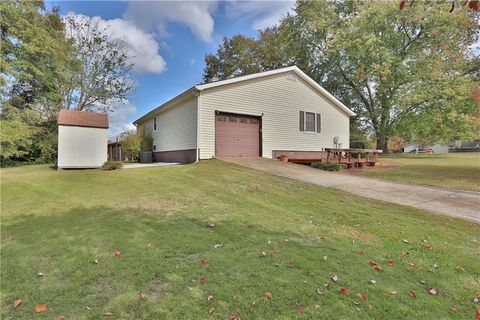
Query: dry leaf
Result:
<box><xmin>352</xmin><ymin>300</ymin><xmax>360</xmax><ymax>306</ymax></box>
<box><xmin>419</xmin><ymin>280</ymin><xmax>426</xmax><ymax>284</ymax></box>
<box><xmin>86</xmin><ymin>306</ymin><xmax>92</xmax><ymax>310</ymax></box>
<box><xmin>207</xmin><ymin>294</ymin><xmax>214</xmax><ymax>301</ymax></box>
<box><xmin>369</xmin><ymin>279</ymin><xmax>376</xmax><ymax>284</ymax></box>
<box><xmin>319</xmin><ymin>236</ymin><xmax>328</xmax><ymax>240</ymax></box>
<box><xmin>229</xmin><ymin>315</ymin><xmax>240</xmax><ymax>320</ymax></box>
<box><xmin>201</xmin><ymin>258</ymin><xmax>208</xmax><ymax>265</ymax></box>
<box><xmin>260</xmin><ymin>251</ymin><xmax>267</xmax><ymax>257</ymax></box>
<box><xmin>474</xmin><ymin>296</ymin><xmax>479</xmax><ymax>303</ymax></box>
<box><xmin>207</xmin><ymin>223</ymin><xmax>215</xmax><ymax>228</ymax></box>
<box><xmin>408</xmin><ymin>290</ymin><xmax>416</xmax><ymax>298</ymax></box>
<box><xmin>389</xmin><ymin>291</ymin><xmax>397</xmax><ymax>295</ymax></box>
<box><xmin>358</xmin><ymin>293</ymin><xmax>367</xmax><ymax>301</ymax></box>
<box><xmin>369</xmin><ymin>261</ymin><xmax>383</xmax><ymax>271</ymax></box>
<box><xmin>35</xmin><ymin>304</ymin><xmax>49</xmax><ymax>313</ymax></box>
<box><xmin>450</xmin><ymin>305</ymin><xmax>457</xmax><ymax>312</ymax></box>
<box><xmin>114</xmin><ymin>250</ymin><xmax>121</xmax><ymax>257</ymax></box>
<box><xmin>323</xmin><ymin>256</ymin><xmax>328</xmax><ymax>261</ymax></box>
<box><xmin>324</xmin><ymin>283</ymin><xmax>330</xmax><ymax>289</ymax></box>
<box><xmin>475</xmin><ymin>308</ymin><xmax>480</xmax><ymax>319</ymax></box>
<box><xmin>58</xmin><ymin>317</ymin><xmax>66</xmax><ymax>320</ymax></box>
<box><xmin>200</xmin><ymin>277</ymin><xmax>207</xmax><ymax>284</ymax></box>
<box><xmin>316</xmin><ymin>288</ymin><xmax>322</xmax><ymax>295</ymax></box>
<box><xmin>139</xmin><ymin>292</ymin><xmax>145</xmax><ymax>300</ymax></box>
<box><xmin>340</xmin><ymin>288</ymin><xmax>350</xmax><ymax>295</ymax></box>
<box><xmin>331</xmin><ymin>275</ymin><xmax>338</xmax><ymax>282</ymax></box>
<box><xmin>402</xmin><ymin>239</ymin><xmax>409</xmax><ymax>243</ymax></box>
<box><xmin>94</xmin><ymin>259</ymin><xmax>99</xmax><ymax>264</ymax></box>
<box><xmin>297</xmin><ymin>307</ymin><xmax>303</xmax><ymax>316</ymax></box>
<box><xmin>315</xmin><ymin>304</ymin><xmax>321</xmax><ymax>309</ymax></box>
<box><xmin>37</xmin><ymin>272</ymin><xmax>44</xmax><ymax>277</ymax></box>
<box><xmin>146</xmin><ymin>243</ymin><xmax>152</xmax><ymax>248</ymax></box>
<box><xmin>264</xmin><ymin>292</ymin><xmax>272</xmax><ymax>300</ymax></box>
<box><xmin>13</xmin><ymin>299</ymin><xmax>23</xmax><ymax>309</ymax></box>
<box><xmin>187</xmin><ymin>287</ymin><xmax>193</xmax><ymax>291</ymax></box>
<box><xmin>267</xmin><ymin>240</ymin><xmax>272</xmax><ymax>245</ymax></box>
<box><xmin>213</xmin><ymin>244</ymin><xmax>223</xmax><ymax>249</ymax></box>
<box><xmin>104</xmin><ymin>312</ymin><xmax>113</xmax><ymax>317</ymax></box>
<box><xmin>408</xmin><ymin>262</ymin><xmax>416</xmax><ymax>268</ymax></box>
<box><xmin>386</xmin><ymin>261</ymin><xmax>395</xmax><ymax>266</ymax></box>
<box><xmin>428</xmin><ymin>288</ymin><xmax>438</xmax><ymax>296</ymax></box>
<box><xmin>208</xmin><ymin>307</ymin><xmax>215</xmax><ymax>315</ymax></box>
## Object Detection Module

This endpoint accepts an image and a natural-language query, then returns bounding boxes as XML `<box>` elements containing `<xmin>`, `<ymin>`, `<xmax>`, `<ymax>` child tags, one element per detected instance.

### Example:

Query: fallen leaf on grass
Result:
<box><xmin>229</xmin><ymin>314</ymin><xmax>240</xmax><ymax>320</ymax></box>
<box><xmin>475</xmin><ymin>308</ymin><xmax>480</xmax><ymax>319</ymax></box>
<box><xmin>35</xmin><ymin>304</ymin><xmax>49</xmax><ymax>313</ymax></box>
<box><xmin>139</xmin><ymin>292</ymin><xmax>145</xmax><ymax>300</ymax></box>
<box><xmin>264</xmin><ymin>292</ymin><xmax>272</xmax><ymax>300</ymax></box>
<box><xmin>428</xmin><ymin>288</ymin><xmax>438</xmax><ymax>296</ymax></box>
<box><xmin>13</xmin><ymin>299</ymin><xmax>23</xmax><ymax>309</ymax></box>
<box><xmin>389</xmin><ymin>291</ymin><xmax>397</xmax><ymax>295</ymax></box>
<box><xmin>104</xmin><ymin>312</ymin><xmax>113</xmax><ymax>317</ymax></box>
<box><xmin>58</xmin><ymin>317</ymin><xmax>65</xmax><ymax>320</ymax></box>
<box><xmin>352</xmin><ymin>300</ymin><xmax>360</xmax><ymax>306</ymax></box>
<box><xmin>201</xmin><ymin>258</ymin><xmax>208</xmax><ymax>265</ymax></box>
<box><xmin>474</xmin><ymin>296</ymin><xmax>479</xmax><ymax>303</ymax></box>
<box><xmin>369</xmin><ymin>279</ymin><xmax>376</xmax><ymax>284</ymax></box>
<box><xmin>297</xmin><ymin>307</ymin><xmax>303</xmax><ymax>316</ymax></box>
<box><xmin>208</xmin><ymin>307</ymin><xmax>215</xmax><ymax>315</ymax></box>
<box><xmin>114</xmin><ymin>250</ymin><xmax>121</xmax><ymax>257</ymax></box>
<box><xmin>358</xmin><ymin>293</ymin><xmax>367</xmax><ymax>301</ymax></box>
<box><xmin>408</xmin><ymin>290</ymin><xmax>416</xmax><ymax>298</ymax></box>
<box><xmin>419</xmin><ymin>280</ymin><xmax>426</xmax><ymax>284</ymax></box>
<box><xmin>369</xmin><ymin>261</ymin><xmax>383</xmax><ymax>271</ymax></box>
<box><xmin>37</xmin><ymin>272</ymin><xmax>44</xmax><ymax>277</ymax></box>
<box><xmin>450</xmin><ymin>305</ymin><xmax>457</xmax><ymax>312</ymax></box>
<box><xmin>331</xmin><ymin>275</ymin><xmax>338</xmax><ymax>282</ymax></box>
<box><xmin>319</xmin><ymin>236</ymin><xmax>328</xmax><ymax>240</ymax></box>
<box><xmin>94</xmin><ymin>259</ymin><xmax>99</xmax><ymax>264</ymax></box>
<box><xmin>146</xmin><ymin>243</ymin><xmax>153</xmax><ymax>248</ymax></box>
<box><xmin>207</xmin><ymin>223</ymin><xmax>215</xmax><ymax>228</ymax></box>
<box><xmin>402</xmin><ymin>239</ymin><xmax>409</xmax><ymax>243</ymax></box>
<box><xmin>213</xmin><ymin>243</ymin><xmax>223</xmax><ymax>249</ymax></box>
<box><xmin>260</xmin><ymin>251</ymin><xmax>267</xmax><ymax>258</ymax></box>
<box><xmin>386</xmin><ymin>261</ymin><xmax>395</xmax><ymax>266</ymax></box>
<box><xmin>408</xmin><ymin>262</ymin><xmax>416</xmax><ymax>268</ymax></box>
<box><xmin>207</xmin><ymin>294</ymin><xmax>214</xmax><ymax>301</ymax></box>
<box><xmin>200</xmin><ymin>278</ymin><xmax>207</xmax><ymax>284</ymax></box>
<box><xmin>340</xmin><ymin>288</ymin><xmax>350</xmax><ymax>295</ymax></box>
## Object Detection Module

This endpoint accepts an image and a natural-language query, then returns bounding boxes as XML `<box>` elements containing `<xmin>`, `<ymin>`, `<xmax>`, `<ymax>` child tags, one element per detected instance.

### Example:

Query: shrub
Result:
<box><xmin>101</xmin><ymin>161</ymin><xmax>123</xmax><ymax>170</ymax></box>
<box><xmin>310</xmin><ymin>162</ymin><xmax>341</xmax><ymax>171</ymax></box>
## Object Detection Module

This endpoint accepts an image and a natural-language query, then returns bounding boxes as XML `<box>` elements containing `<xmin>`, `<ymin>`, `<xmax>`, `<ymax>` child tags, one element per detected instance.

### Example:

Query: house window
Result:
<box><xmin>153</xmin><ymin>145</ymin><xmax>156</xmax><ymax>151</ymax></box>
<box><xmin>153</xmin><ymin>117</ymin><xmax>157</xmax><ymax>130</ymax></box>
<box><xmin>305</xmin><ymin>112</ymin><xmax>316</xmax><ymax>132</ymax></box>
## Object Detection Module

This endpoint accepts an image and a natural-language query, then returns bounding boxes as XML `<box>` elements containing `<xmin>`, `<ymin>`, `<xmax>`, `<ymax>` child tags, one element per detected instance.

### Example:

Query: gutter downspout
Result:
<box><xmin>193</xmin><ymin>88</ymin><xmax>201</xmax><ymax>163</ymax></box>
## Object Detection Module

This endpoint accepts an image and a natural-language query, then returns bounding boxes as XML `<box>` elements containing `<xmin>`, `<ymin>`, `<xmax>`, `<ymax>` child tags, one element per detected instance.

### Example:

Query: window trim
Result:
<box><xmin>300</xmin><ymin>110</ymin><xmax>322</xmax><ymax>134</ymax></box>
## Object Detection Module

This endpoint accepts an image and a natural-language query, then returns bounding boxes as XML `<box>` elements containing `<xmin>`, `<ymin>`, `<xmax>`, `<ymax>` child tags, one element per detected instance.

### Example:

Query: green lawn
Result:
<box><xmin>1</xmin><ymin>161</ymin><xmax>479</xmax><ymax>319</ymax></box>
<box><xmin>353</xmin><ymin>153</ymin><xmax>480</xmax><ymax>191</ymax></box>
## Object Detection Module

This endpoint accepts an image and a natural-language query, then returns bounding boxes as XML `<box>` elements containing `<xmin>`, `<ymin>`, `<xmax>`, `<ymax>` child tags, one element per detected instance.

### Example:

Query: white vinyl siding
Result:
<box><xmin>198</xmin><ymin>72</ymin><xmax>350</xmax><ymax>159</ymax></box>
<box><xmin>138</xmin><ymin>96</ymin><xmax>197</xmax><ymax>152</ymax></box>
<box><xmin>57</xmin><ymin>126</ymin><xmax>107</xmax><ymax>168</ymax></box>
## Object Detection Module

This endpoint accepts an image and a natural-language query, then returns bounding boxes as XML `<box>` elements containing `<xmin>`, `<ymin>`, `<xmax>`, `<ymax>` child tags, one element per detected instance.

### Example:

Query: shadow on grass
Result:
<box><xmin>2</xmin><ymin>205</ymin><xmax>479</xmax><ymax>320</ymax></box>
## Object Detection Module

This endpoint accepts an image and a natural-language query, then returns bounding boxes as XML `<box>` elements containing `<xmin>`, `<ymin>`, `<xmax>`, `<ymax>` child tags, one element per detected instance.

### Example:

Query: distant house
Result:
<box><xmin>57</xmin><ymin>109</ymin><xmax>108</xmax><ymax>168</ymax></box>
<box><xmin>133</xmin><ymin>66</ymin><xmax>355</xmax><ymax>164</ymax></box>
<box><xmin>403</xmin><ymin>143</ymin><xmax>451</xmax><ymax>154</ymax></box>
<box><xmin>107</xmin><ymin>138</ymin><xmax>136</xmax><ymax>162</ymax></box>
<box><xmin>454</xmin><ymin>140</ymin><xmax>480</xmax><ymax>152</ymax></box>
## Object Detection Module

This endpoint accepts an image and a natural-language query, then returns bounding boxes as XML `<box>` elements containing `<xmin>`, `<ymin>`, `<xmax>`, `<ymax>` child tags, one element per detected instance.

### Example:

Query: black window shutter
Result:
<box><xmin>299</xmin><ymin>111</ymin><xmax>304</xmax><ymax>131</ymax></box>
<box><xmin>316</xmin><ymin>113</ymin><xmax>321</xmax><ymax>133</ymax></box>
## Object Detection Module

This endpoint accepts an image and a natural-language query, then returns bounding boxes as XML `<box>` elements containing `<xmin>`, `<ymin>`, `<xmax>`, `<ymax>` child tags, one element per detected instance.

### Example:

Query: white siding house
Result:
<box><xmin>134</xmin><ymin>66</ymin><xmax>355</xmax><ymax>164</ymax></box>
<box><xmin>57</xmin><ymin>110</ymin><xmax>108</xmax><ymax>168</ymax></box>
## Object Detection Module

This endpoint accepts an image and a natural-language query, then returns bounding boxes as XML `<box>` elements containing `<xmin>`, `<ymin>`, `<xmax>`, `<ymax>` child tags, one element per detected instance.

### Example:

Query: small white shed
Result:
<box><xmin>57</xmin><ymin>109</ymin><xmax>109</xmax><ymax>168</ymax></box>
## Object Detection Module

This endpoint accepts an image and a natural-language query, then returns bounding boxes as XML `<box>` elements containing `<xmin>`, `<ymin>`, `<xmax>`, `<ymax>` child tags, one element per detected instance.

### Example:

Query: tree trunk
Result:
<box><xmin>376</xmin><ymin>134</ymin><xmax>388</xmax><ymax>153</ymax></box>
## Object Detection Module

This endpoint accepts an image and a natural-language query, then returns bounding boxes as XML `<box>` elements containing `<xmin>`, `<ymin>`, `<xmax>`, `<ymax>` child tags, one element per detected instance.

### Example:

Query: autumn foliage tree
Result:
<box><xmin>204</xmin><ymin>0</ymin><xmax>479</xmax><ymax>151</ymax></box>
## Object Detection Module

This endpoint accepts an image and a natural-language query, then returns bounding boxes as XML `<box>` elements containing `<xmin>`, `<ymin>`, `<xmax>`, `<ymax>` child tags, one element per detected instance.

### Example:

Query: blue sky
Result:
<box><xmin>45</xmin><ymin>1</ymin><xmax>295</xmax><ymax>136</ymax></box>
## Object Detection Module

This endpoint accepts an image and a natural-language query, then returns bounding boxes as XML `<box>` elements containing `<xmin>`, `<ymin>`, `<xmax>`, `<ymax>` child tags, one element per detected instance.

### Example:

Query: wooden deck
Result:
<box><xmin>273</xmin><ymin>148</ymin><xmax>383</xmax><ymax>168</ymax></box>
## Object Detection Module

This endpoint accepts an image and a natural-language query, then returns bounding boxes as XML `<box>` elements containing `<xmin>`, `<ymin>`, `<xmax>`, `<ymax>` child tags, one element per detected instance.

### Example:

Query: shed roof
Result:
<box><xmin>58</xmin><ymin>109</ymin><xmax>109</xmax><ymax>129</ymax></box>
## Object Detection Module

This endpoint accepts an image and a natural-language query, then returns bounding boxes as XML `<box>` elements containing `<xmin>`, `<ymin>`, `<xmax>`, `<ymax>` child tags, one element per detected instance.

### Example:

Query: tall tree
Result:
<box><xmin>63</xmin><ymin>15</ymin><xmax>135</xmax><ymax>112</ymax></box>
<box><xmin>204</xmin><ymin>1</ymin><xmax>479</xmax><ymax>151</ymax></box>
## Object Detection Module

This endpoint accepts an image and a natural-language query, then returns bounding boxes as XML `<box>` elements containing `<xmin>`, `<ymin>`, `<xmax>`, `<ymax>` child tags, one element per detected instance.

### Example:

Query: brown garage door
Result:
<box><xmin>215</xmin><ymin>113</ymin><xmax>260</xmax><ymax>157</ymax></box>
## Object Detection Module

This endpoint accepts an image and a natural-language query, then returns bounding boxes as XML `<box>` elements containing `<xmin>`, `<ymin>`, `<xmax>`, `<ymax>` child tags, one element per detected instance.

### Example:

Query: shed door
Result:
<box><xmin>215</xmin><ymin>113</ymin><xmax>260</xmax><ymax>157</ymax></box>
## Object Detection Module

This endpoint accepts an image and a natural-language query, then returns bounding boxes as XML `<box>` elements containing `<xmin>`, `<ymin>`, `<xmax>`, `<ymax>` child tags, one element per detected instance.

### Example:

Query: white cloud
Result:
<box><xmin>226</xmin><ymin>0</ymin><xmax>295</xmax><ymax>30</ymax></box>
<box><xmin>123</xmin><ymin>1</ymin><xmax>219</xmax><ymax>42</ymax></box>
<box><xmin>108</xmin><ymin>103</ymin><xmax>137</xmax><ymax>138</ymax></box>
<box><xmin>64</xmin><ymin>13</ymin><xmax>167</xmax><ymax>74</ymax></box>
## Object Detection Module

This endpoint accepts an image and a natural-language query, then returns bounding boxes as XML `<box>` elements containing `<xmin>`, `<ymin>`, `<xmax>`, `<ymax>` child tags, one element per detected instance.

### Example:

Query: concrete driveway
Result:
<box><xmin>221</xmin><ymin>157</ymin><xmax>480</xmax><ymax>223</ymax></box>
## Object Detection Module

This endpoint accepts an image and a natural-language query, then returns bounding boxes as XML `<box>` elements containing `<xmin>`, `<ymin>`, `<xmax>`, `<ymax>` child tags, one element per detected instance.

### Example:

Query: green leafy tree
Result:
<box><xmin>204</xmin><ymin>1</ymin><xmax>479</xmax><ymax>151</ymax></box>
<box><xmin>120</xmin><ymin>131</ymin><xmax>141</xmax><ymax>159</ymax></box>
<box><xmin>63</xmin><ymin>15</ymin><xmax>135</xmax><ymax>111</ymax></box>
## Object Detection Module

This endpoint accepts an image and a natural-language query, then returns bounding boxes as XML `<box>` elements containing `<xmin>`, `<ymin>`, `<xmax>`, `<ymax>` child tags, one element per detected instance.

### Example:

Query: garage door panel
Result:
<box><xmin>215</xmin><ymin>114</ymin><xmax>260</xmax><ymax>157</ymax></box>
